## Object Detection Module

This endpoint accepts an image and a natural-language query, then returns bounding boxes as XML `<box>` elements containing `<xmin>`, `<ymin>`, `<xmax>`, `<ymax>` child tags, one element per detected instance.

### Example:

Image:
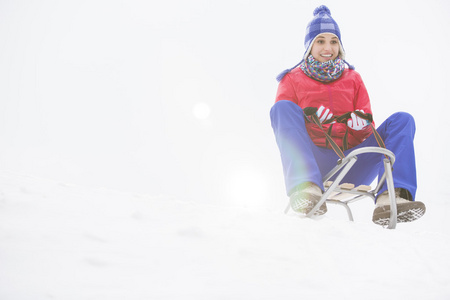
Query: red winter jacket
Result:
<box><xmin>275</xmin><ymin>68</ymin><xmax>373</xmax><ymax>149</ymax></box>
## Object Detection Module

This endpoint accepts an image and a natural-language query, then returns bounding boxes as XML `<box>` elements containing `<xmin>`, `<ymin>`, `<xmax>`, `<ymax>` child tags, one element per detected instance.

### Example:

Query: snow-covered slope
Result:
<box><xmin>1</xmin><ymin>171</ymin><xmax>450</xmax><ymax>300</ymax></box>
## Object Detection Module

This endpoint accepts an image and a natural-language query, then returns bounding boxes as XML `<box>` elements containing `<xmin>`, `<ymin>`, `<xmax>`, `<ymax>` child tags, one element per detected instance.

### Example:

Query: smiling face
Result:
<box><xmin>309</xmin><ymin>33</ymin><xmax>340</xmax><ymax>62</ymax></box>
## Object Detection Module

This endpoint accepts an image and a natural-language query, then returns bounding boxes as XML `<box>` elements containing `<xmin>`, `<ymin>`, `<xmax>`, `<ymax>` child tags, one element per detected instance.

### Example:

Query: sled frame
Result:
<box><xmin>284</xmin><ymin>147</ymin><xmax>398</xmax><ymax>229</ymax></box>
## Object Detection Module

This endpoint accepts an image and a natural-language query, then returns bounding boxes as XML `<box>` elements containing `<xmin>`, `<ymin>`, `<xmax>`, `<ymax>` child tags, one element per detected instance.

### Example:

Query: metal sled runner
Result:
<box><xmin>285</xmin><ymin>147</ymin><xmax>398</xmax><ymax>229</ymax></box>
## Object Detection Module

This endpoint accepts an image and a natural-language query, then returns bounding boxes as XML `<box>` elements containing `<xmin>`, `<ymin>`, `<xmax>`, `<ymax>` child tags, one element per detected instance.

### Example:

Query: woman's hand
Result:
<box><xmin>347</xmin><ymin>109</ymin><xmax>369</xmax><ymax>130</ymax></box>
<box><xmin>316</xmin><ymin>106</ymin><xmax>333</xmax><ymax>123</ymax></box>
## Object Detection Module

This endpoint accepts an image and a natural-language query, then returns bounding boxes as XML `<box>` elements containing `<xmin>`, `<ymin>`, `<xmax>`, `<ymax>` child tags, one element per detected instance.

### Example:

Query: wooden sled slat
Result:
<box><xmin>325</xmin><ymin>181</ymin><xmax>372</xmax><ymax>201</ymax></box>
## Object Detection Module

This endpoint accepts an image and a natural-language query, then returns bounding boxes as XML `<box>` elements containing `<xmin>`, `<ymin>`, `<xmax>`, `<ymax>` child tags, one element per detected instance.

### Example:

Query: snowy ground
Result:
<box><xmin>1</xmin><ymin>170</ymin><xmax>450</xmax><ymax>300</ymax></box>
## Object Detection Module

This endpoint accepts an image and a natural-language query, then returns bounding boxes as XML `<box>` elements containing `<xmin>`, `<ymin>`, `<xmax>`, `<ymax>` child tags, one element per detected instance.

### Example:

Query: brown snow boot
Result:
<box><xmin>372</xmin><ymin>188</ymin><xmax>426</xmax><ymax>226</ymax></box>
<box><xmin>289</xmin><ymin>182</ymin><xmax>327</xmax><ymax>216</ymax></box>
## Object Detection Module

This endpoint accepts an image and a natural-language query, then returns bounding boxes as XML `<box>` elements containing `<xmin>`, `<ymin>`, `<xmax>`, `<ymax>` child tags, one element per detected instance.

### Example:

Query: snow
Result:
<box><xmin>1</xmin><ymin>171</ymin><xmax>450</xmax><ymax>299</ymax></box>
<box><xmin>1</xmin><ymin>0</ymin><xmax>450</xmax><ymax>299</ymax></box>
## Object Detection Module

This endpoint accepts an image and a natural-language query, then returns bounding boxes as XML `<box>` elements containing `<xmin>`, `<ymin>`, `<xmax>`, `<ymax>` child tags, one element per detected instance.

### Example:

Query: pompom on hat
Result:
<box><xmin>276</xmin><ymin>5</ymin><xmax>354</xmax><ymax>82</ymax></box>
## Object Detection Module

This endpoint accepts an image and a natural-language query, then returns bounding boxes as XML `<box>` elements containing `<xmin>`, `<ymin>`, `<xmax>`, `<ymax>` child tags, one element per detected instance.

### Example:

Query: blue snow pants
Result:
<box><xmin>270</xmin><ymin>100</ymin><xmax>417</xmax><ymax>201</ymax></box>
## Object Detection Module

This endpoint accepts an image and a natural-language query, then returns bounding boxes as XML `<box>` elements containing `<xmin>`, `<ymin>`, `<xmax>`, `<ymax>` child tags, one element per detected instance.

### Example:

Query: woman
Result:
<box><xmin>270</xmin><ymin>5</ymin><xmax>425</xmax><ymax>225</ymax></box>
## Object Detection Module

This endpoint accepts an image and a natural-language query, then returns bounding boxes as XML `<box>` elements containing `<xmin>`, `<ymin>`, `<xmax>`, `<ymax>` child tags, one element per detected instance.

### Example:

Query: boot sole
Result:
<box><xmin>372</xmin><ymin>201</ymin><xmax>426</xmax><ymax>226</ymax></box>
<box><xmin>290</xmin><ymin>194</ymin><xmax>327</xmax><ymax>216</ymax></box>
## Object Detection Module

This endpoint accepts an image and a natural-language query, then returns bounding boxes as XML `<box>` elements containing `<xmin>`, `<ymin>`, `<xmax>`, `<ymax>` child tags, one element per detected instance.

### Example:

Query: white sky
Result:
<box><xmin>0</xmin><ymin>0</ymin><xmax>449</xmax><ymax>206</ymax></box>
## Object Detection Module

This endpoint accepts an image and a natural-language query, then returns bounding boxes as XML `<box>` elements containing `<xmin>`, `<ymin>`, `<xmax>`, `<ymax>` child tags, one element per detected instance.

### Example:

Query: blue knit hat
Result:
<box><xmin>276</xmin><ymin>5</ymin><xmax>354</xmax><ymax>82</ymax></box>
<box><xmin>303</xmin><ymin>5</ymin><xmax>344</xmax><ymax>61</ymax></box>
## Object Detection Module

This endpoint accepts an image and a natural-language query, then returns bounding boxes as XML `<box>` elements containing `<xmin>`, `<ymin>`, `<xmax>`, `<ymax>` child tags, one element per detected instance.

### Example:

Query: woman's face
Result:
<box><xmin>310</xmin><ymin>33</ymin><xmax>340</xmax><ymax>62</ymax></box>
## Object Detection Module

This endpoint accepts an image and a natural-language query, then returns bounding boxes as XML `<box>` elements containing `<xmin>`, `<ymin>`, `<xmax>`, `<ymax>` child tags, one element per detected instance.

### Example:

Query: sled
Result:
<box><xmin>284</xmin><ymin>147</ymin><xmax>398</xmax><ymax>229</ymax></box>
